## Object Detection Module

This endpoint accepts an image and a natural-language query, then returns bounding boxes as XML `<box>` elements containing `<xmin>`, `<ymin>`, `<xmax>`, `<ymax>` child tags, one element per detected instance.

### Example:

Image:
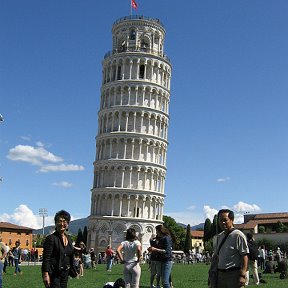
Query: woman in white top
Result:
<box><xmin>116</xmin><ymin>228</ymin><xmax>142</xmax><ymax>288</ymax></box>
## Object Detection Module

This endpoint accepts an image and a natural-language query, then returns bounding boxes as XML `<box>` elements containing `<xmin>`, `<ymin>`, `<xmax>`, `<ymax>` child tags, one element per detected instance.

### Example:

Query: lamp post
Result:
<box><xmin>39</xmin><ymin>208</ymin><xmax>48</xmax><ymax>235</ymax></box>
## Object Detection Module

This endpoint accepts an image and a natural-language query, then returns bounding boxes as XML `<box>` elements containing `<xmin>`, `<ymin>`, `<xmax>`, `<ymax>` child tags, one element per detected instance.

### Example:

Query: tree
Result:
<box><xmin>211</xmin><ymin>214</ymin><xmax>219</xmax><ymax>237</ymax></box>
<box><xmin>184</xmin><ymin>224</ymin><xmax>192</xmax><ymax>254</ymax></box>
<box><xmin>258</xmin><ymin>226</ymin><xmax>265</xmax><ymax>234</ymax></box>
<box><xmin>204</xmin><ymin>218</ymin><xmax>212</xmax><ymax>243</ymax></box>
<box><xmin>256</xmin><ymin>238</ymin><xmax>277</xmax><ymax>251</ymax></box>
<box><xmin>82</xmin><ymin>226</ymin><xmax>88</xmax><ymax>245</ymax></box>
<box><xmin>34</xmin><ymin>234</ymin><xmax>45</xmax><ymax>248</ymax></box>
<box><xmin>163</xmin><ymin>215</ymin><xmax>186</xmax><ymax>250</ymax></box>
<box><xmin>275</xmin><ymin>221</ymin><xmax>284</xmax><ymax>233</ymax></box>
<box><xmin>75</xmin><ymin>228</ymin><xmax>83</xmax><ymax>246</ymax></box>
<box><xmin>205</xmin><ymin>238</ymin><xmax>213</xmax><ymax>254</ymax></box>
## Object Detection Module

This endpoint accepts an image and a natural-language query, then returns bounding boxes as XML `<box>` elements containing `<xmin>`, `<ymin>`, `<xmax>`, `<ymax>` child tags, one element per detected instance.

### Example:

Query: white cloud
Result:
<box><xmin>0</xmin><ymin>205</ymin><xmax>53</xmax><ymax>229</ymax></box>
<box><xmin>232</xmin><ymin>201</ymin><xmax>261</xmax><ymax>224</ymax></box>
<box><xmin>7</xmin><ymin>144</ymin><xmax>84</xmax><ymax>173</ymax></box>
<box><xmin>7</xmin><ymin>145</ymin><xmax>63</xmax><ymax>165</ymax></box>
<box><xmin>202</xmin><ymin>201</ymin><xmax>261</xmax><ymax>224</ymax></box>
<box><xmin>216</xmin><ymin>177</ymin><xmax>230</xmax><ymax>182</ymax></box>
<box><xmin>233</xmin><ymin>201</ymin><xmax>261</xmax><ymax>213</ymax></box>
<box><xmin>0</xmin><ymin>205</ymin><xmax>80</xmax><ymax>230</ymax></box>
<box><xmin>52</xmin><ymin>181</ymin><xmax>73</xmax><ymax>188</ymax></box>
<box><xmin>166</xmin><ymin>201</ymin><xmax>262</xmax><ymax>226</ymax></box>
<box><xmin>203</xmin><ymin>205</ymin><xmax>218</xmax><ymax>221</ymax></box>
<box><xmin>39</xmin><ymin>164</ymin><xmax>85</xmax><ymax>173</ymax></box>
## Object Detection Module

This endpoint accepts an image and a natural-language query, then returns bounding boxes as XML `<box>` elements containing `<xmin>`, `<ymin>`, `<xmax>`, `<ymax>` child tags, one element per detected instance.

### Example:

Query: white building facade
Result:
<box><xmin>87</xmin><ymin>15</ymin><xmax>172</xmax><ymax>253</ymax></box>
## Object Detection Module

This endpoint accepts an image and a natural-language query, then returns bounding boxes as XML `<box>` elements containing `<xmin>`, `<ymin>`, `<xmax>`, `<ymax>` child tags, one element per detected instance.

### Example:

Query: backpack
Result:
<box><xmin>248</xmin><ymin>240</ymin><xmax>259</xmax><ymax>260</ymax></box>
<box><xmin>103</xmin><ymin>278</ymin><xmax>125</xmax><ymax>288</ymax></box>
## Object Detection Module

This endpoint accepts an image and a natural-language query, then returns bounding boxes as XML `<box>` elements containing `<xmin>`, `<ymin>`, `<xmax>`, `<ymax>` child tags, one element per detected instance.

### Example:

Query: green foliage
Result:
<box><xmin>70</xmin><ymin>234</ymin><xmax>78</xmax><ymax>242</ymax></box>
<box><xmin>163</xmin><ymin>215</ymin><xmax>186</xmax><ymax>250</ymax></box>
<box><xmin>75</xmin><ymin>228</ymin><xmax>83</xmax><ymax>246</ymax></box>
<box><xmin>256</xmin><ymin>238</ymin><xmax>288</xmax><ymax>253</ymax></box>
<box><xmin>83</xmin><ymin>226</ymin><xmax>88</xmax><ymax>245</ymax></box>
<box><xmin>184</xmin><ymin>224</ymin><xmax>192</xmax><ymax>253</ymax></box>
<box><xmin>203</xmin><ymin>218</ymin><xmax>212</xmax><ymax>242</ymax></box>
<box><xmin>266</xmin><ymin>227</ymin><xmax>272</xmax><ymax>233</ymax></box>
<box><xmin>275</xmin><ymin>221</ymin><xmax>285</xmax><ymax>233</ymax></box>
<box><xmin>203</xmin><ymin>215</ymin><xmax>219</xmax><ymax>251</ymax></box>
<box><xmin>33</xmin><ymin>235</ymin><xmax>45</xmax><ymax>248</ymax></box>
<box><xmin>205</xmin><ymin>238</ymin><xmax>213</xmax><ymax>254</ymax></box>
<box><xmin>283</xmin><ymin>225</ymin><xmax>288</xmax><ymax>232</ymax></box>
<box><xmin>258</xmin><ymin>225</ymin><xmax>266</xmax><ymax>233</ymax></box>
<box><xmin>256</xmin><ymin>238</ymin><xmax>277</xmax><ymax>251</ymax></box>
<box><xmin>211</xmin><ymin>214</ymin><xmax>219</xmax><ymax>236</ymax></box>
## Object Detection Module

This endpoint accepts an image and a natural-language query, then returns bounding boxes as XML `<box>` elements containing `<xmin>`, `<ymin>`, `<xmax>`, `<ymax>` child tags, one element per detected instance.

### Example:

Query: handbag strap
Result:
<box><xmin>216</xmin><ymin>228</ymin><xmax>235</xmax><ymax>255</ymax></box>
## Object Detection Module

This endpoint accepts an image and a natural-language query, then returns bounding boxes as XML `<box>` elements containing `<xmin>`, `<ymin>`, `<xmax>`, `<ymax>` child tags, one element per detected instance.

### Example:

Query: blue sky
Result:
<box><xmin>1</xmin><ymin>0</ymin><xmax>288</xmax><ymax>229</ymax></box>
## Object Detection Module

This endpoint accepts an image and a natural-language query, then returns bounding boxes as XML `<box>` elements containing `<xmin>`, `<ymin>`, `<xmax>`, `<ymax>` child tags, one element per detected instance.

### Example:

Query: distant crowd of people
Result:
<box><xmin>2</xmin><ymin>208</ymin><xmax>287</xmax><ymax>288</ymax></box>
<box><xmin>40</xmin><ymin>210</ymin><xmax>173</xmax><ymax>288</ymax></box>
<box><xmin>0</xmin><ymin>240</ymin><xmax>30</xmax><ymax>277</ymax></box>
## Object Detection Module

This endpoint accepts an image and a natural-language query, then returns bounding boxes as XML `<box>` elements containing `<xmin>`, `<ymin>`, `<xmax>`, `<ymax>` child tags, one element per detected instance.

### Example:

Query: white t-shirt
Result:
<box><xmin>216</xmin><ymin>229</ymin><xmax>249</xmax><ymax>270</ymax></box>
<box><xmin>121</xmin><ymin>240</ymin><xmax>141</xmax><ymax>263</ymax></box>
<box><xmin>259</xmin><ymin>248</ymin><xmax>265</xmax><ymax>259</ymax></box>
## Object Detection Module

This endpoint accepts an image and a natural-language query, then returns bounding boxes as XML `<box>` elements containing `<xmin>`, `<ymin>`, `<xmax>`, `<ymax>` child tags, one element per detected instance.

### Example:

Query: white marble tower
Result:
<box><xmin>87</xmin><ymin>15</ymin><xmax>172</xmax><ymax>253</ymax></box>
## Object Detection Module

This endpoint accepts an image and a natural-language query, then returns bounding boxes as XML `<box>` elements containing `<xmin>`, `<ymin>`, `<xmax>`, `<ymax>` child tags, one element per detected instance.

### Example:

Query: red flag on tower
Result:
<box><xmin>131</xmin><ymin>0</ymin><xmax>138</xmax><ymax>10</ymax></box>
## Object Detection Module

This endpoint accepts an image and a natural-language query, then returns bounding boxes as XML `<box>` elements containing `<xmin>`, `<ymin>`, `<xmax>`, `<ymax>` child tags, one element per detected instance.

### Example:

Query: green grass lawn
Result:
<box><xmin>3</xmin><ymin>263</ymin><xmax>288</xmax><ymax>288</ymax></box>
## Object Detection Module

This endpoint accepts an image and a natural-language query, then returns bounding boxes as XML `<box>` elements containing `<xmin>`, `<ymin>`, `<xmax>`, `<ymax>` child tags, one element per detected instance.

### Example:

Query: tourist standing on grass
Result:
<box><xmin>245</xmin><ymin>233</ymin><xmax>260</xmax><ymax>286</ymax></box>
<box><xmin>149</xmin><ymin>234</ymin><xmax>161</xmax><ymax>288</ymax></box>
<box><xmin>258</xmin><ymin>245</ymin><xmax>266</xmax><ymax>271</ymax></box>
<box><xmin>90</xmin><ymin>248</ymin><xmax>96</xmax><ymax>269</ymax></box>
<box><xmin>8</xmin><ymin>249</ymin><xmax>14</xmax><ymax>267</ymax></box>
<box><xmin>148</xmin><ymin>225</ymin><xmax>173</xmax><ymax>288</ymax></box>
<box><xmin>0</xmin><ymin>241</ymin><xmax>7</xmax><ymax>288</ymax></box>
<box><xmin>116</xmin><ymin>228</ymin><xmax>142</xmax><ymax>288</ymax></box>
<box><xmin>42</xmin><ymin>210</ymin><xmax>75</xmax><ymax>288</ymax></box>
<box><xmin>214</xmin><ymin>209</ymin><xmax>249</xmax><ymax>288</ymax></box>
<box><xmin>2</xmin><ymin>243</ymin><xmax>9</xmax><ymax>274</ymax></box>
<box><xmin>12</xmin><ymin>240</ymin><xmax>22</xmax><ymax>276</ymax></box>
<box><xmin>74</xmin><ymin>241</ymin><xmax>86</xmax><ymax>277</ymax></box>
<box><xmin>105</xmin><ymin>245</ymin><xmax>114</xmax><ymax>272</ymax></box>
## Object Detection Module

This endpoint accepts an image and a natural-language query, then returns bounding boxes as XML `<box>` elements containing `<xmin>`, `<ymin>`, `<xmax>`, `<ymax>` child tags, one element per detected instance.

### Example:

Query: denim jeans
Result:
<box><xmin>14</xmin><ymin>259</ymin><xmax>21</xmax><ymax>274</ymax></box>
<box><xmin>150</xmin><ymin>260</ymin><xmax>161</xmax><ymax>287</ymax></box>
<box><xmin>160</xmin><ymin>261</ymin><xmax>173</xmax><ymax>288</ymax></box>
<box><xmin>106</xmin><ymin>257</ymin><xmax>113</xmax><ymax>270</ymax></box>
<box><xmin>0</xmin><ymin>261</ymin><xmax>3</xmax><ymax>288</ymax></box>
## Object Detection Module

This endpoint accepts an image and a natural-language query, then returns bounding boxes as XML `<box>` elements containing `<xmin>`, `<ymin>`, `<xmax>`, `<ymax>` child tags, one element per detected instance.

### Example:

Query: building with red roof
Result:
<box><xmin>0</xmin><ymin>222</ymin><xmax>33</xmax><ymax>250</ymax></box>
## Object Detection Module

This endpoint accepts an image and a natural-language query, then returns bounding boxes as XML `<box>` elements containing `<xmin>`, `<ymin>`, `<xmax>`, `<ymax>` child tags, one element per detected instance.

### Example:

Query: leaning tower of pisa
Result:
<box><xmin>87</xmin><ymin>15</ymin><xmax>172</xmax><ymax>253</ymax></box>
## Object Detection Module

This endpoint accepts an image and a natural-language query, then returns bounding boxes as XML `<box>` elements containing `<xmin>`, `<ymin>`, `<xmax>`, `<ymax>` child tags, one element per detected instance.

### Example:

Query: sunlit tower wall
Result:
<box><xmin>87</xmin><ymin>15</ymin><xmax>172</xmax><ymax>253</ymax></box>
